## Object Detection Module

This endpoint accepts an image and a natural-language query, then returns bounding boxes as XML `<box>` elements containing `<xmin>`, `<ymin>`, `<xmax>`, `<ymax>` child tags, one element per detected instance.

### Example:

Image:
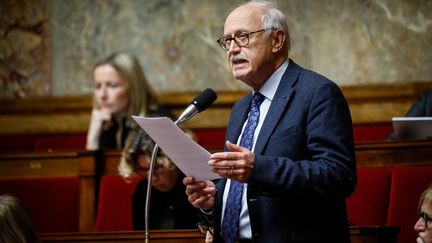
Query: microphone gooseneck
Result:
<box><xmin>144</xmin><ymin>88</ymin><xmax>217</xmax><ymax>241</ymax></box>
<box><xmin>175</xmin><ymin>88</ymin><xmax>217</xmax><ymax>125</ymax></box>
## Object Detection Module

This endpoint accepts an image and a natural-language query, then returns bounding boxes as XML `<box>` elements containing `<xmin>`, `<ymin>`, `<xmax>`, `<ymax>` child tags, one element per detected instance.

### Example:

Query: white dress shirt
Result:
<box><xmin>221</xmin><ymin>60</ymin><xmax>289</xmax><ymax>239</ymax></box>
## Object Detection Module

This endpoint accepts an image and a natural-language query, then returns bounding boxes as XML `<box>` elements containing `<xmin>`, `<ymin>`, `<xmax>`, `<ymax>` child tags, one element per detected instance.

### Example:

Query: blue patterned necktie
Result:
<box><xmin>221</xmin><ymin>92</ymin><xmax>265</xmax><ymax>243</ymax></box>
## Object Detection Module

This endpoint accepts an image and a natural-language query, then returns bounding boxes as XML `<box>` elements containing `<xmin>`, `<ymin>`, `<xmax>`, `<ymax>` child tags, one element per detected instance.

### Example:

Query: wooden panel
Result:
<box><xmin>92</xmin><ymin>140</ymin><xmax>432</xmax><ymax>178</ymax></box>
<box><xmin>350</xmin><ymin>226</ymin><xmax>399</xmax><ymax>243</ymax></box>
<box><xmin>40</xmin><ymin>227</ymin><xmax>398</xmax><ymax>243</ymax></box>
<box><xmin>0</xmin><ymin>152</ymin><xmax>81</xmax><ymax>178</ymax></box>
<box><xmin>41</xmin><ymin>230</ymin><xmax>205</xmax><ymax>243</ymax></box>
<box><xmin>98</xmin><ymin>150</ymin><xmax>122</xmax><ymax>176</ymax></box>
<box><xmin>1</xmin><ymin>81</ymin><xmax>431</xmax><ymax>135</ymax></box>
<box><xmin>0</xmin><ymin>151</ymin><xmax>96</xmax><ymax>232</ymax></box>
<box><xmin>355</xmin><ymin>140</ymin><xmax>432</xmax><ymax>167</ymax></box>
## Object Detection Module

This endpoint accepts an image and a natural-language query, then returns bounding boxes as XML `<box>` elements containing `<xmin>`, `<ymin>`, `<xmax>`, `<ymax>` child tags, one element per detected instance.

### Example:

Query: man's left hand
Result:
<box><xmin>208</xmin><ymin>140</ymin><xmax>254</xmax><ymax>183</ymax></box>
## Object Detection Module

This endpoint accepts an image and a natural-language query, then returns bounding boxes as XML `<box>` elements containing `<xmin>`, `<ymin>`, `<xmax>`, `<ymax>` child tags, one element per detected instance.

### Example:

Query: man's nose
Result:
<box><xmin>227</xmin><ymin>40</ymin><xmax>241</xmax><ymax>53</ymax></box>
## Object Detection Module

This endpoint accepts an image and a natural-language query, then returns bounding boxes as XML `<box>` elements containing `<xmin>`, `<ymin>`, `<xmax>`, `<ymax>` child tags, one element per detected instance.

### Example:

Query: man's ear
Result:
<box><xmin>272</xmin><ymin>29</ymin><xmax>286</xmax><ymax>52</ymax></box>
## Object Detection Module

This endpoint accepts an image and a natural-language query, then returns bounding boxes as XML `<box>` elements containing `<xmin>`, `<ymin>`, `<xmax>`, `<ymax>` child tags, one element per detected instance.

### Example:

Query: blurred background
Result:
<box><xmin>1</xmin><ymin>0</ymin><xmax>431</xmax><ymax>98</ymax></box>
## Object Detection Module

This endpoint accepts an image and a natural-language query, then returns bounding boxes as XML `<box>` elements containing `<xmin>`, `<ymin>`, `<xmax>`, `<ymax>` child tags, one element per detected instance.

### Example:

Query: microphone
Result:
<box><xmin>144</xmin><ymin>88</ymin><xmax>217</xmax><ymax>241</ymax></box>
<box><xmin>175</xmin><ymin>88</ymin><xmax>218</xmax><ymax>125</ymax></box>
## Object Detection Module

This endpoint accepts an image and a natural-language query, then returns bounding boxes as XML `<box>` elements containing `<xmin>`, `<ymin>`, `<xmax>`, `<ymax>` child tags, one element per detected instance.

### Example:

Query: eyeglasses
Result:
<box><xmin>420</xmin><ymin>212</ymin><xmax>432</xmax><ymax>229</ymax></box>
<box><xmin>216</xmin><ymin>28</ymin><xmax>274</xmax><ymax>51</ymax></box>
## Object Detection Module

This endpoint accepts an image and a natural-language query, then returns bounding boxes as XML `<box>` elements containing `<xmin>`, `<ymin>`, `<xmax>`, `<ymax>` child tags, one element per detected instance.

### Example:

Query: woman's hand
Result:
<box><xmin>86</xmin><ymin>108</ymin><xmax>112</xmax><ymax>150</ymax></box>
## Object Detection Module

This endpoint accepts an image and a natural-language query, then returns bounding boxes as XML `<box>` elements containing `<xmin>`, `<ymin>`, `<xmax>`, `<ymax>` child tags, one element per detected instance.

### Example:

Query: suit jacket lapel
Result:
<box><xmin>254</xmin><ymin>59</ymin><xmax>301</xmax><ymax>155</ymax></box>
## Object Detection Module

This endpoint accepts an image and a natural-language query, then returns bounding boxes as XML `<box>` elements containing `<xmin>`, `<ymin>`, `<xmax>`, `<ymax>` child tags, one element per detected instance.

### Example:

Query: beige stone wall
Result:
<box><xmin>0</xmin><ymin>0</ymin><xmax>431</xmax><ymax>98</ymax></box>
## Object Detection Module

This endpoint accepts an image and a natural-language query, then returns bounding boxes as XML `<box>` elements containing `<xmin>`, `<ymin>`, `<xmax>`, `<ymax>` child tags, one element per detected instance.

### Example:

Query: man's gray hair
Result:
<box><xmin>243</xmin><ymin>0</ymin><xmax>290</xmax><ymax>51</ymax></box>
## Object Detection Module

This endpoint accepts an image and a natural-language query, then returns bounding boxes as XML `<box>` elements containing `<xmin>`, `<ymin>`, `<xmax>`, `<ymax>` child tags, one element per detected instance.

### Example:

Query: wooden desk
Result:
<box><xmin>0</xmin><ymin>151</ymin><xmax>96</xmax><ymax>232</ymax></box>
<box><xmin>97</xmin><ymin>150</ymin><xmax>122</xmax><ymax>176</ymax></box>
<box><xmin>355</xmin><ymin>140</ymin><xmax>432</xmax><ymax>167</ymax></box>
<box><xmin>350</xmin><ymin>226</ymin><xmax>400</xmax><ymax>243</ymax></box>
<box><xmin>41</xmin><ymin>227</ymin><xmax>399</xmax><ymax>243</ymax></box>
<box><xmin>41</xmin><ymin>230</ymin><xmax>205</xmax><ymax>243</ymax></box>
<box><xmin>99</xmin><ymin>140</ymin><xmax>432</xmax><ymax>175</ymax></box>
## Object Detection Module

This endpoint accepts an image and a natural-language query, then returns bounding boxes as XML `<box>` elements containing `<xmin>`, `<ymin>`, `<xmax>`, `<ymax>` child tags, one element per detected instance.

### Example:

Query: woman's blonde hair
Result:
<box><xmin>118</xmin><ymin>128</ymin><xmax>176</xmax><ymax>178</ymax></box>
<box><xmin>0</xmin><ymin>194</ymin><xmax>40</xmax><ymax>243</ymax></box>
<box><xmin>92</xmin><ymin>52</ymin><xmax>156</xmax><ymax>119</ymax></box>
<box><xmin>418</xmin><ymin>184</ymin><xmax>432</xmax><ymax>213</ymax></box>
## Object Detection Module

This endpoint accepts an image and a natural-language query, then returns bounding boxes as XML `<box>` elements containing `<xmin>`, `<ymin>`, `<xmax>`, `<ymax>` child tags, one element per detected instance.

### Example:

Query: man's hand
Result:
<box><xmin>209</xmin><ymin>140</ymin><xmax>254</xmax><ymax>183</ymax></box>
<box><xmin>183</xmin><ymin>176</ymin><xmax>216</xmax><ymax>210</ymax></box>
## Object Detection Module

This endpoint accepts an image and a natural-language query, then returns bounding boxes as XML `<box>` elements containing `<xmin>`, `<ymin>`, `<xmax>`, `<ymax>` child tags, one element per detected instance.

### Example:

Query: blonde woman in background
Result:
<box><xmin>415</xmin><ymin>185</ymin><xmax>432</xmax><ymax>243</ymax></box>
<box><xmin>0</xmin><ymin>194</ymin><xmax>40</xmax><ymax>243</ymax></box>
<box><xmin>86</xmin><ymin>52</ymin><xmax>157</xmax><ymax>150</ymax></box>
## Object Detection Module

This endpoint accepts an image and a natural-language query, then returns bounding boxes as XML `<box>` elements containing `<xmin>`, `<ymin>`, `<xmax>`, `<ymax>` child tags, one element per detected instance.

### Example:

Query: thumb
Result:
<box><xmin>225</xmin><ymin>140</ymin><xmax>248</xmax><ymax>152</ymax></box>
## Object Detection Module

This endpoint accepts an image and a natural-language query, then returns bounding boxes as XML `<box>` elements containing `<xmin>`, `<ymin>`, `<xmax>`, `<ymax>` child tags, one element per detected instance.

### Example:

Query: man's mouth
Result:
<box><xmin>231</xmin><ymin>56</ymin><xmax>247</xmax><ymax>64</ymax></box>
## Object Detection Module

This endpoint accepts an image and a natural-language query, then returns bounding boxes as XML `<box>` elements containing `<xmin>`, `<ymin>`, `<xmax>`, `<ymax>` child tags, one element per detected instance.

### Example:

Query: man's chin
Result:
<box><xmin>232</xmin><ymin>70</ymin><xmax>250</xmax><ymax>81</ymax></box>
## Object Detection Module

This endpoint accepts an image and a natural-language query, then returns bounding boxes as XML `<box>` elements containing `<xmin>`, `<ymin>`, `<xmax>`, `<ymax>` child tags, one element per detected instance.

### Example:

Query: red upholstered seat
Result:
<box><xmin>346</xmin><ymin>167</ymin><xmax>392</xmax><ymax>226</ymax></box>
<box><xmin>94</xmin><ymin>175</ymin><xmax>142</xmax><ymax>231</ymax></box>
<box><xmin>0</xmin><ymin>177</ymin><xmax>80</xmax><ymax>233</ymax></box>
<box><xmin>386</xmin><ymin>166</ymin><xmax>432</xmax><ymax>243</ymax></box>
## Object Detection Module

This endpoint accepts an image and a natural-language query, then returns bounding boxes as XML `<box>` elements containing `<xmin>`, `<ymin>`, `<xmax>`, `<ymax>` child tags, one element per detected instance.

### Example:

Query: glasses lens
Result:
<box><xmin>235</xmin><ymin>33</ymin><xmax>249</xmax><ymax>47</ymax></box>
<box><xmin>217</xmin><ymin>37</ymin><xmax>229</xmax><ymax>50</ymax></box>
<box><xmin>421</xmin><ymin>212</ymin><xmax>431</xmax><ymax>228</ymax></box>
<box><xmin>224</xmin><ymin>39</ymin><xmax>231</xmax><ymax>50</ymax></box>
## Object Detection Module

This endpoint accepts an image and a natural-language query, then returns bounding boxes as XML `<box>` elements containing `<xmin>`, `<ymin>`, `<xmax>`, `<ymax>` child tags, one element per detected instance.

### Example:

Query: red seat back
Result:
<box><xmin>386</xmin><ymin>166</ymin><xmax>432</xmax><ymax>243</ymax></box>
<box><xmin>346</xmin><ymin>167</ymin><xmax>392</xmax><ymax>226</ymax></box>
<box><xmin>0</xmin><ymin>177</ymin><xmax>80</xmax><ymax>233</ymax></box>
<box><xmin>94</xmin><ymin>175</ymin><xmax>142</xmax><ymax>231</ymax></box>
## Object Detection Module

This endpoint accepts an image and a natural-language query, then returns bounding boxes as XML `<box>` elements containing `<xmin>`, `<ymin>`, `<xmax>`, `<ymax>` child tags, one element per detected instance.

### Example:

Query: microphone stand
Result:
<box><xmin>143</xmin><ymin>87</ymin><xmax>216</xmax><ymax>242</ymax></box>
<box><xmin>144</xmin><ymin>143</ymin><xmax>159</xmax><ymax>242</ymax></box>
<box><xmin>144</xmin><ymin>119</ymin><xmax>185</xmax><ymax>242</ymax></box>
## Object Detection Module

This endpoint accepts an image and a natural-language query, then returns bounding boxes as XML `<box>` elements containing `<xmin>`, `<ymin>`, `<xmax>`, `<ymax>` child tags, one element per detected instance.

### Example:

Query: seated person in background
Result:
<box><xmin>389</xmin><ymin>90</ymin><xmax>432</xmax><ymax>140</ymax></box>
<box><xmin>119</xmin><ymin>128</ymin><xmax>199</xmax><ymax>230</ymax></box>
<box><xmin>86</xmin><ymin>52</ymin><xmax>159</xmax><ymax>150</ymax></box>
<box><xmin>405</xmin><ymin>91</ymin><xmax>432</xmax><ymax>117</ymax></box>
<box><xmin>415</xmin><ymin>184</ymin><xmax>432</xmax><ymax>243</ymax></box>
<box><xmin>0</xmin><ymin>194</ymin><xmax>40</xmax><ymax>243</ymax></box>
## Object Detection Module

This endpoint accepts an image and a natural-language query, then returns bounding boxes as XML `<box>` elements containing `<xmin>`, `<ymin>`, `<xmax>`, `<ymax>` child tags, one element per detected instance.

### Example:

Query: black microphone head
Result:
<box><xmin>192</xmin><ymin>88</ymin><xmax>217</xmax><ymax>112</ymax></box>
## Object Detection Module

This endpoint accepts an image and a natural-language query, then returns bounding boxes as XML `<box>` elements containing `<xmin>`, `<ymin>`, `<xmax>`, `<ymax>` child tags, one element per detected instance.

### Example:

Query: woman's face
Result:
<box><xmin>135</xmin><ymin>155</ymin><xmax>179</xmax><ymax>192</ymax></box>
<box><xmin>93</xmin><ymin>64</ymin><xmax>129</xmax><ymax>116</ymax></box>
<box><xmin>414</xmin><ymin>200</ymin><xmax>432</xmax><ymax>243</ymax></box>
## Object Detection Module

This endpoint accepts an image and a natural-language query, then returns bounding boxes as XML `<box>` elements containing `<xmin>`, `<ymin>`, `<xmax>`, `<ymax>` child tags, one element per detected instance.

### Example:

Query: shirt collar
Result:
<box><xmin>254</xmin><ymin>60</ymin><xmax>289</xmax><ymax>102</ymax></box>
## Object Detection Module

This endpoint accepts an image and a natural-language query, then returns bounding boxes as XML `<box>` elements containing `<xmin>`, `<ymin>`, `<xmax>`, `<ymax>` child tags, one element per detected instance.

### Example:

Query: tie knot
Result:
<box><xmin>252</xmin><ymin>92</ymin><xmax>265</xmax><ymax>106</ymax></box>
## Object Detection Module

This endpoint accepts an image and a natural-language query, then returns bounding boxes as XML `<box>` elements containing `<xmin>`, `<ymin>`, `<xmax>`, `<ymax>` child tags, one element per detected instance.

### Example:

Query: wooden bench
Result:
<box><xmin>0</xmin><ymin>151</ymin><xmax>96</xmax><ymax>232</ymax></box>
<box><xmin>347</xmin><ymin>140</ymin><xmax>432</xmax><ymax>243</ymax></box>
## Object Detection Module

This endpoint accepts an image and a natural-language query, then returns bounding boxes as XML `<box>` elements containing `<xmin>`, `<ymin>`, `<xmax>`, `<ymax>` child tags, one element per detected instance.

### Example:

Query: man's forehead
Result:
<box><xmin>224</xmin><ymin>5</ymin><xmax>262</xmax><ymax>34</ymax></box>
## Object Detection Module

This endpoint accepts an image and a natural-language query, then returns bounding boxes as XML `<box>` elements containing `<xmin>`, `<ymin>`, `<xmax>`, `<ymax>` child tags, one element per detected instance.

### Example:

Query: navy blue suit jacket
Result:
<box><xmin>209</xmin><ymin>59</ymin><xmax>357</xmax><ymax>243</ymax></box>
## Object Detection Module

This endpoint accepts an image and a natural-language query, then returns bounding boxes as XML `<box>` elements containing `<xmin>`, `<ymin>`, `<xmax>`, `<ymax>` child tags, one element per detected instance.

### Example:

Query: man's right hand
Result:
<box><xmin>183</xmin><ymin>176</ymin><xmax>216</xmax><ymax>210</ymax></box>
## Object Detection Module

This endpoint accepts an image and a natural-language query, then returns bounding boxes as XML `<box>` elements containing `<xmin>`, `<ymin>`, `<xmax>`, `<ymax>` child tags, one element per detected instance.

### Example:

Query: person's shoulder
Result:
<box><xmin>288</xmin><ymin>59</ymin><xmax>336</xmax><ymax>87</ymax></box>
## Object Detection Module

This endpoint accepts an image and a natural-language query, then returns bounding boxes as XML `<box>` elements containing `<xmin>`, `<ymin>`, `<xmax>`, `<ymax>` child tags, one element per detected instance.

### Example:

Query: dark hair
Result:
<box><xmin>0</xmin><ymin>194</ymin><xmax>40</xmax><ymax>243</ymax></box>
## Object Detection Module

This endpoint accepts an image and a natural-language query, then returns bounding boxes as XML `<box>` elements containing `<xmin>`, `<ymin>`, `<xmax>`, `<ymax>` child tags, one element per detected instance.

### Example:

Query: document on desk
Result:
<box><xmin>132</xmin><ymin>116</ymin><xmax>221</xmax><ymax>181</ymax></box>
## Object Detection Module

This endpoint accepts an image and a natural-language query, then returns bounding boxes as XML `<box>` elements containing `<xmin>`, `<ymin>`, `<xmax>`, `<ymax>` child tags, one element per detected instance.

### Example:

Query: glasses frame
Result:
<box><xmin>420</xmin><ymin>212</ymin><xmax>432</xmax><ymax>229</ymax></box>
<box><xmin>216</xmin><ymin>28</ymin><xmax>274</xmax><ymax>51</ymax></box>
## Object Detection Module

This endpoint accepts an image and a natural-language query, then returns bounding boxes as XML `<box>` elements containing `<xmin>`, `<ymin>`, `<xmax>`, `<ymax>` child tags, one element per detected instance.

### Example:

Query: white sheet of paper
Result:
<box><xmin>132</xmin><ymin>116</ymin><xmax>221</xmax><ymax>181</ymax></box>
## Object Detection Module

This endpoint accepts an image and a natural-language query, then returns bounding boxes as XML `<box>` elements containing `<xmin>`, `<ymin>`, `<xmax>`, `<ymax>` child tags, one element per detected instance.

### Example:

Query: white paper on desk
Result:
<box><xmin>132</xmin><ymin>116</ymin><xmax>221</xmax><ymax>181</ymax></box>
